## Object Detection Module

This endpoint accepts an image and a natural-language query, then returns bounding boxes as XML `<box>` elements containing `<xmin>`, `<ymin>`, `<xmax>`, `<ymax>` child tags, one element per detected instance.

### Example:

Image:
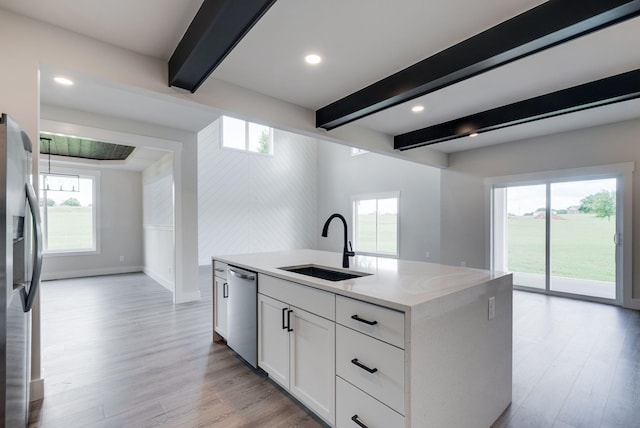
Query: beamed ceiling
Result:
<box><xmin>2</xmin><ymin>0</ymin><xmax>639</xmax><ymax>155</ymax></box>
<box><xmin>169</xmin><ymin>0</ymin><xmax>640</xmax><ymax>151</ymax></box>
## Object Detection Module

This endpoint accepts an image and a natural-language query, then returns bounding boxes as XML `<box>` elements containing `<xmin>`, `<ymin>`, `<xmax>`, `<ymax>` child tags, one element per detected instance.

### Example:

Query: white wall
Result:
<box><xmin>197</xmin><ymin>119</ymin><xmax>318</xmax><ymax>264</ymax></box>
<box><xmin>317</xmin><ymin>142</ymin><xmax>441</xmax><ymax>262</ymax></box>
<box><xmin>41</xmin><ymin>167</ymin><xmax>143</xmax><ymax>279</ymax></box>
<box><xmin>40</xmin><ymin>107</ymin><xmax>201</xmax><ymax>303</ymax></box>
<box><xmin>440</xmin><ymin>118</ymin><xmax>640</xmax><ymax>307</ymax></box>
<box><xmin>143</xmin><ymin>153</ymin><xmax>175</xmax><ymax>290</ymax></box>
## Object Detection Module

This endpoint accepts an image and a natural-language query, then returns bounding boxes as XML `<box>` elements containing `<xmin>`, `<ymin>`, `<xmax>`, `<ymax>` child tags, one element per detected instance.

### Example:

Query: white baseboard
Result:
<box><xmin>30</xmin><ymin>377</ymin><xmax>44</xmax><ymax>401</ymax></box>
<box><xmin>175</xmin><ymin>289</ymin><xmax>201</xmax><ymax>304</ymax></box>
<box><xmin>624</xmin><ymin>298</ymin><xmax>640</xmax><ymax>310</ymax></box>
<box><xmin>41</xmin><ymin>266</ymin><xmax>143</xmax><ymax>281</ymax></box>
<box><xmin>143</xmin><ymin>268</ymin><xmax>175</xmax><ymax>292</ymax></box>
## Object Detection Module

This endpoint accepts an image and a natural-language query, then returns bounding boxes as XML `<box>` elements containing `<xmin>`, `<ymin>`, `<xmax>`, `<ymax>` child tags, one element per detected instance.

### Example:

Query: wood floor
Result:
<box><xmin>29</xmin><ymin>268</ymin><xmax>639</xmax><ymax>428</ymax></box>
<box><xmin>492</xmin><ymin>291</ymin><xmax>640</xmax><ymax>428</ymax></box>
<box><xmin>28</xmin><ymin>268</ymin><xmax>325</xmax><ymax>428</ymax></box>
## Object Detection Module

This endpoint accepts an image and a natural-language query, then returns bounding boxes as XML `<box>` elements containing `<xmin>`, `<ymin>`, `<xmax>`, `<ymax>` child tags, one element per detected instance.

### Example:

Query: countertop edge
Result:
<box><xmin>212</xmin><ymin>251</ymin><xmax>511</xmax><ymax>312</ymax></box>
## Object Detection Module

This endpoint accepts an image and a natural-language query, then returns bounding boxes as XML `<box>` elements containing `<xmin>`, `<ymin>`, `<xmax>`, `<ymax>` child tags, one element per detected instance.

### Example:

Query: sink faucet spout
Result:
<box><xmin>321</xmin><ymin>213</ymin><xmax>355</xmax><ymax>268</ymax></box>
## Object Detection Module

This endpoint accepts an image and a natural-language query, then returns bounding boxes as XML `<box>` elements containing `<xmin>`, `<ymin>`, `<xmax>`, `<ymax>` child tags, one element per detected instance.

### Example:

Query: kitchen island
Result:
<box><xmin>212</xmin><ymin>249</ymin><xmax>512</xmax><ymax>428</ymax></box>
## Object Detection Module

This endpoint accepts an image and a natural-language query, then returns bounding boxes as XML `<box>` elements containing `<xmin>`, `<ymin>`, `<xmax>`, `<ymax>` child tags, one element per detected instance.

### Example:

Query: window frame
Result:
<box><xmin>352</xmin><ymin>191</ymin><xmax>400</xmax><ymax>258</ymax></box>
<box><xmin>220</xmin><ymin>115</ymin><xmax>274</xmax><ymax>156</ymax></box>
<box><xmin>40</xmin><ymin>167</ymin><xmax>101</xmax><ymax>257</ymax></box>
<box><xmin>351</xmin><ymin>147</ymin><xmax>369</xmax><ymax>156</ymax></box>
<box><xmin>487</xmin><ymin>162</ymin><xmax>634</xmax><ymax>307</ymax></box>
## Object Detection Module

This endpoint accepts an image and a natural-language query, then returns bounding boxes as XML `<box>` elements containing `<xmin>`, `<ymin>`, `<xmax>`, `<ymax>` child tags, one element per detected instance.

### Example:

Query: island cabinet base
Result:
<box><xmin>213</xmin><ymin>251</ymin><xmax>513</xmax><ymax>428</ymax></box>
<box><xmin>405</xmin><ymin>275</ymin><xmax>513</xmax><ymax>427</ymax></box>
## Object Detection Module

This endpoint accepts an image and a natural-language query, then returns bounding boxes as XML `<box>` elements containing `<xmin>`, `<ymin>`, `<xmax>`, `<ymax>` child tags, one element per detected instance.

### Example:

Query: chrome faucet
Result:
<box><xmin>321</xmin><ymin>213</ymin><xmax>355</xmax><ymax>268</ymax></box>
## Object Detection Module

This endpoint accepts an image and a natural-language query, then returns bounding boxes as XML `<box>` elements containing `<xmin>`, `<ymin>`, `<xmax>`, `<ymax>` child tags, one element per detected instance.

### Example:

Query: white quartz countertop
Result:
<box><xmin>212</xmin><ymin>250</ymin><xmax>509</xmax><ymax>311</ymax></box>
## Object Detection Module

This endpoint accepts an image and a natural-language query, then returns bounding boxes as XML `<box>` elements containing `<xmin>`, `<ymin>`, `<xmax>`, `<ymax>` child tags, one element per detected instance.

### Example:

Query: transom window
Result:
<box><xmin>352</xmin><ymin>192</ymin><xmax>399</xmax><ymax>257</ymax></box>
<box><xmin>39</xmin><ymin>171</ymin><xmax>99</xmax><ymax>254</ymax></box>
<box><xmin>221</xmin><ymin>116</ymin><xmax>273</xmax><ymax>155</ymax></box>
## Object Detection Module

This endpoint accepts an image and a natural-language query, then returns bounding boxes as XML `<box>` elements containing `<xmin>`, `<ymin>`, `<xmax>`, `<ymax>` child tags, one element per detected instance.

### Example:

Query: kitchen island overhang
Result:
<box><xmin>212</xmin><ymin>249</ymin><xmax>512</xmax><ymax>428</ymax></box>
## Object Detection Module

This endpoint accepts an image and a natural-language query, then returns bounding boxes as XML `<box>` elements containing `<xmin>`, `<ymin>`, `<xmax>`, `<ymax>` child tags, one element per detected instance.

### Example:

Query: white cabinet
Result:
<box><xmin>336</xmin><ymin>377</ymin><xmax>404</xmax><ymax>428</ymax></box>
<box><xmin>289</xmin><ymin>305</ymin><xmax>335</xmax><ymax>423</ymax></box>
<box><xmin>213</xmin><ymin>261</ymin><xmax>228</xmax><ymax>340</ymax></box>
<box><xmin>336</xmin><ymin>325</ymin><xmax>404</xmax><ymax>414</ymax></box>
<box><xmin>257</xmin><ymin>293</ymin><xmax>289</xmax><ymax>386</ymax></box>
<box><xmin>335</xmin><ymin>295</ymin><xmax>406</xmax><ymax>427</ymax></box>
<box><xmin>258</xmin><ymin>275</ymin><xmax>336</xmax><ymax>426</ymax></box>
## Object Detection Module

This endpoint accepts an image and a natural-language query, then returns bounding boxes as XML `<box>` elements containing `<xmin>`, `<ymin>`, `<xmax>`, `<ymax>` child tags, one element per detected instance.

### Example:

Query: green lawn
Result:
<box><xmin>356</xmin><ymin>213</ymin><xmax>397</xmax><ymax>254</ymax></box>
<box><xmin>43</xmin><ymin>206</ymin><xmax>94</xmax><ymax>251</ymax></box>
<box><xmin>508</xmin><ymin>213</ymin><xmax>615</xmax><ymax>282</ymax></box>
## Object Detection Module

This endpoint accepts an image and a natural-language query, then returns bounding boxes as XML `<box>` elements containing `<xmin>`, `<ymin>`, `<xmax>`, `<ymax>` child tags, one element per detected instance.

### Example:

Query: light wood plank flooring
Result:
<box><xmin>29</xmin><ymin>268</ymin><xmax>640</xmax><ymax>427</ymax></box>
<box><xmin>28</xmin><ymin>268</ymin><xmax>325</xmax><ymax>428</ymax></box>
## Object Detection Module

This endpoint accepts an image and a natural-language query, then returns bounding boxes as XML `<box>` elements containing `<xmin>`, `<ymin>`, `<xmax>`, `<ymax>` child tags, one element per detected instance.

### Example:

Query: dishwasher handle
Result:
<box><xmin>228</xmin><ymin>268</ymin><xmax>256</xmax><ymax>281</ymax></box>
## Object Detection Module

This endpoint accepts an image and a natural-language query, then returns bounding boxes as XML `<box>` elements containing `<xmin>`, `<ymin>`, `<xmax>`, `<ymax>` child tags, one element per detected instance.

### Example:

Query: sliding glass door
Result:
<box><xmin>493</xmin><ymin>176</ymin><xmax>620</xmax><ymax>303</ymax></box>
<box><xmin>549</xmin><ymin>179</ymin><xmax>617</xmax><ymax>299</ymax></box>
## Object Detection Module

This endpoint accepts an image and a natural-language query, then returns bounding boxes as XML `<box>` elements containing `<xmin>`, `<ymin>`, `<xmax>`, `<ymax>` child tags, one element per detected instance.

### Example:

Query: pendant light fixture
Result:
<box><xmin>40</xmin><ymin>136</ymin><xmax>80</xmax><ymax>192</ymax></box>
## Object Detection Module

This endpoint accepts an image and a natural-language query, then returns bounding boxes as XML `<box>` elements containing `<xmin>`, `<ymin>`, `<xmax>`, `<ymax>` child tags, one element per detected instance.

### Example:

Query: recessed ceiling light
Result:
<box><xmin>305</xmin><ymin>54</ymin><xmax>322</xmax><ymax>65</ymax></box>
<box><xmin>54</xmin><ymin>76</ymin><xmax>74</xmax><ymax>86</ymax></box>
<box><xmin>411</xmin><ymin>105</ymin><xmax>424</xmax><ymax>113</ymax></box>
<box><xmin>469</xmin><ymin>132</ymin><xmax>479</xmax><ymax>138</ymax></box>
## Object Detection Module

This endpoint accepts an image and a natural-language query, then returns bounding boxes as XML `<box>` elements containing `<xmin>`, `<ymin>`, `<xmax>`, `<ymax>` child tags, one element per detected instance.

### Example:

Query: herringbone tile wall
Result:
<box><xmin>197</xmin><ymin>119</ymin><xmax>318</xmax><ymax>265</ymax></box>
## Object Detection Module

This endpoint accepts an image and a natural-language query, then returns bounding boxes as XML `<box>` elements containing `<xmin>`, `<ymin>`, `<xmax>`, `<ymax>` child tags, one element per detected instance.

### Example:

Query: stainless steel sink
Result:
<box><xmin>278</xmin><ymin>264</ymin><xmax>371</xmax><ymax>282</ymax></box>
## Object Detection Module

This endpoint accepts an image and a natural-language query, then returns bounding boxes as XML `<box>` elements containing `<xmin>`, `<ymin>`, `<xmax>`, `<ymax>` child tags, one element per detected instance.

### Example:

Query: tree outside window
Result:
<box><xmin>221</xmin><ymin>116</ymin><xmax>273</xmax><ymax>155</ymax></box>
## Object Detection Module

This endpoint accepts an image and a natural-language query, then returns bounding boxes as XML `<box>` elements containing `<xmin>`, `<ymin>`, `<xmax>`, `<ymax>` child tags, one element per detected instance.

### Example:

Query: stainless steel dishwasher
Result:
<box><xmin>226</xmin><ymin>266</ymin><xmax>258</xmax><ymax>368</ymax></box>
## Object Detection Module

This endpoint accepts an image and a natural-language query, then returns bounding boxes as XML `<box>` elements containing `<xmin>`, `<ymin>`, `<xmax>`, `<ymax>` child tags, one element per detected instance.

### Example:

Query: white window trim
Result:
<box><xmin>351</xmin><ymin>147</ymin><xmax>369</xmax><ymax>156</ymax></box>
<box><xmin>40</xmin><ymin>166</ymin><xmax>101</xmax><ymax>257</ymax></box>
<box><xmin>220</xmin><ymin>116</ymin><xmax>274</xmax><ymax>156</ymax></box>
<box><xmin>352</xmin><ymin>191</ymin><xmax>400</xmax><ymax>258</ymax></box>
<box><xmin>485</xmin><ymin>162</ymin><xmax>634</xmax><ymax>308</ymax></box>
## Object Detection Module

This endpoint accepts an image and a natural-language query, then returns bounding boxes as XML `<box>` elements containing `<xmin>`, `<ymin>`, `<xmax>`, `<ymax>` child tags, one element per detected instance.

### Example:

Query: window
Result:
<box><xmin>489</xmin><ymin>162</ymin><xmax>633</xmax><ymax>306</ymax></box>
<box><xmin>221</xmin><ymin>116</ymin><xmax>273</xmax><ymax>155</ymax></box>
<box><xmin>352</xmin><ymin>193</ymin><xmax>399</xmax><ymax>257</ymax></box>
<box><xmin>39</xmin><ymin>171</ymin><xmax>99</xmax><ymax>254</ymax></box>
<box><xmin>351</xmin><ymin>147</ymin><xmax>369</xmax><ymax>156</ymax></box>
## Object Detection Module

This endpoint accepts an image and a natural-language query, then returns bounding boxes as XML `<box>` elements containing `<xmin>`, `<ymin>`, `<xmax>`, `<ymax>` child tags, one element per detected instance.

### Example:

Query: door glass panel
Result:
<box><xmin>550</xmin><ymin>179</ymin><xmax>616</xmax><ymax>299</ymax></box>
<box><xmin>506</xmin><ymin>185</ymin><xmax>546</xmax><ymax>289</ymax></box>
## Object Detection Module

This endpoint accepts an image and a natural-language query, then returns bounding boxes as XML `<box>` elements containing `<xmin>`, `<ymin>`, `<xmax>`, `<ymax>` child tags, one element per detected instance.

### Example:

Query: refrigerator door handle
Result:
<box><xmin>22</xmin><ymin>182</ymin><xmax>43</xmax><ymax>312</ymax></box>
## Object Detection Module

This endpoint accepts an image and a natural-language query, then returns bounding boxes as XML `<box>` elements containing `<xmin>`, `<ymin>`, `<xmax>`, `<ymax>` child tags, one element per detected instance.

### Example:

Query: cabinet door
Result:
<box><xmin>257</xmin><ymin>293</ymin><xmax>290</xmax><ymax>388</ymax></box>
<box><xmin>213</xmin><ymin>276</ymin><xmax>228</xmax><ymax>339</ymax></box>
<box><xmin>289</xmin><ymin>306</ymin><xmax>336</xmax><ymax>426</ymax></box>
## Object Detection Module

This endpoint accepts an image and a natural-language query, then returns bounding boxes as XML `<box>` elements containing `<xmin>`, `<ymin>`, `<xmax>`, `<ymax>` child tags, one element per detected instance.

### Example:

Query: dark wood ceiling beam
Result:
<box><xmin>316</xmin><ymin>0</ymin><xmax>640</xmax><ymax>130</ymax></box>
<box><xmin>393</xmin><ymin>69</ymin><xmax>640</xmax><ymax>150</ymax></box>
<box><xmin>168</xmin><ymin>0</ymin><xmax>278</xmax><ymax>93</ymax></box>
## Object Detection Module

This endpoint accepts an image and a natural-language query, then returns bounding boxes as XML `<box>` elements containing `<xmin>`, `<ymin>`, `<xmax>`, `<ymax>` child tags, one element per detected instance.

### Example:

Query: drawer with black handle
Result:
<box><xmin>336</xmin><ymin>324</ymin><xmax>405</xmax><ymax>415</ymax></box>
<box><xmin>336</xmin><ymin>295</ymin><xmax>404</xmax><ymax>349</ymax></box>
<box><xmin>336</xmin><ymin>377</ymin><xmax>404</xmax><ymax>428</ymax></box>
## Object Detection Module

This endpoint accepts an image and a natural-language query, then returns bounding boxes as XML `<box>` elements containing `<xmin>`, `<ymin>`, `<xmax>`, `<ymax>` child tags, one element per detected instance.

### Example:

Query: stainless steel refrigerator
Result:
<box><xmin>0</xmin><ymin>113</ymin><xmax>42</xmax><ymax>427</ymax></box>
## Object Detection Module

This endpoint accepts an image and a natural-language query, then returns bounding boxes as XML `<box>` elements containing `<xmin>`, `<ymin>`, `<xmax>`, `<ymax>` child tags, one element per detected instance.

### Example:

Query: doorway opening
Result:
<box><xmin>490</xmin><ymin>164</ymin><xmax>632</xmax><ymax>306</ymax></box>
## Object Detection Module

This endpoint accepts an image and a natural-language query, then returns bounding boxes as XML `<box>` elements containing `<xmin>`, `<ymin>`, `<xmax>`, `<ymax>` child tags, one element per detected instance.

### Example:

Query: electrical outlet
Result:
<box><xmin>119</xmin><ymin>256</ymin><xmax>125</xmax><ymax>262</ymax></box>
<box><xmin>461</xmin><ymin>261</ymin><xmax>467</xmax><ymax>267</ymax></box>
<box><xmin>488</xmin><ymin>297</ymin><xmax>496</xmax><ymax>320</ymax></box>
<box><xmin>425</xmin><ymin>251</ymin><xmax>430</xmax><ymax>259</ymax></box>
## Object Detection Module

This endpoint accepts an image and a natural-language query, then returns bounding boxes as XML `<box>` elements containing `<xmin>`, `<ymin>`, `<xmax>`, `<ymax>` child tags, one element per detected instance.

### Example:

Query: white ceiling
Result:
<box><xmin>2</xmin><ymin>0</ymin><xmax>639</xmax><ymax>155</ymax></box>
<box><xmin>0</xmin><ymin>0</ymin><xmax>203</xmax><ymax>59</ymax></box>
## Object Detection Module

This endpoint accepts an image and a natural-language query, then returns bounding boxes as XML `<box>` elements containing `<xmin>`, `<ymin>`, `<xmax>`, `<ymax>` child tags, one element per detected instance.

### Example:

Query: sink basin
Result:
<box><xmin>279</xmin><ymin>264</ymin><xmax>371</xmax><ymax>282</ymax></box>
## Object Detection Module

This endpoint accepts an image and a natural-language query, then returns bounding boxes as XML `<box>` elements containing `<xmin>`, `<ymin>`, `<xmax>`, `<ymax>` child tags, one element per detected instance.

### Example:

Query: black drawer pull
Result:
<box><xmin>351</xmin><ymin>414</ymin><xmax>368</xmax><ymax>428</ymax></box>
<box><xmin>351</xmin><ymin>314</ymin><xmax>377</xmax><ymax>326</ymax></box>
<box><xmin>223</xmin><ymin>282</ymin><xmax>229</xmax><ymax>298</ymax></box>
<box><xmin>287</xmin><ymin>309</ymin><xmax>294</xmax><ymax>332</ymax></box>
<box><xmin>351</xmin><ymin>358</ymin><xmax>378</xmax><ymax>374</ymax></box>
<box><xmin>282</xmin><ymin>307</ymin><xmax>288</xmax><ymax>330</ymax></box>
